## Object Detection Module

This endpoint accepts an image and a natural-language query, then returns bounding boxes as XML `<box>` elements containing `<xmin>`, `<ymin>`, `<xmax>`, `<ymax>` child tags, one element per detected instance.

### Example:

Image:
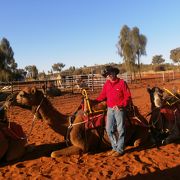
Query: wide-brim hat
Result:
<box><xmin>102</xmin><ymin>66</ymin><xmax>120</xmax><ymax>78</ymax></box>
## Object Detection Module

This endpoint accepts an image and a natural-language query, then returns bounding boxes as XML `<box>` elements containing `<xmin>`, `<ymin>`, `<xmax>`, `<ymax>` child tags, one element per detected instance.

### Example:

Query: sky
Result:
<box><xmin>0</xmin><ymin>0</ymin><xmax>180</xmax><ymax>73</ymax></box>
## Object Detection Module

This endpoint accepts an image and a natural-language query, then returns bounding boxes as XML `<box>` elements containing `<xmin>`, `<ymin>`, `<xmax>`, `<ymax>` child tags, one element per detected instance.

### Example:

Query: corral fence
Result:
<box><xmin>140</xmin><ymin>71</ymin><xmax>180</xmax><ymax>82</ymax></box>
<box><xmin>0</xmin><ymin>71</ymin><xmax>180</xmax><ymax>95</ymax></box>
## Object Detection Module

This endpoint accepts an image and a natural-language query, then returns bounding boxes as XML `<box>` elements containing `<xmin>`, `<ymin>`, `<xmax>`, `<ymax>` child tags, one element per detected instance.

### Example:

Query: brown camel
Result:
<box><xmin>16</xmin><ymin>86</ymin><xmax>150</xmax><ymax>157</ymax></box>
<box><xmin>0</xmin><ymin>100</ymin><xmax>27</xmax><ymax>162</ymax></box>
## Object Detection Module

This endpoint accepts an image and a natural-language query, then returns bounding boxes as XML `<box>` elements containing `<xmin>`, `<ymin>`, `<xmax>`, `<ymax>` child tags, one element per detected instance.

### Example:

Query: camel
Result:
<box><xmin>0</xmin><ymin>99</ymin><xmax>27</xmax><ymax>162</ymax></box>
<box><xmin>16</xmin><ymin>86</ymin><xmax>150</xmax><ymax>157</ymax></box>
<box><xmin>147</xmin><ymin>86</ymin><xmax>180</xmax><ymax>144</ymax></box>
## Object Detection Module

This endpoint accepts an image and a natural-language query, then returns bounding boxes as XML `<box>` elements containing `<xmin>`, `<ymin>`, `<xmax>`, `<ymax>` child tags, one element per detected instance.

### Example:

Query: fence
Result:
<box><xmin>0</xmin><ymin>71</ymin><xmax>180</xmax><ymax>94</ymax></box>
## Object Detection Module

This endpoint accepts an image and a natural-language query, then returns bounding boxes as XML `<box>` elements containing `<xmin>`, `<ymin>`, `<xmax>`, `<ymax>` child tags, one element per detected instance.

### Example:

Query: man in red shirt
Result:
<box><xmin>96</xmin><ymin>66</ymin><xmax>131</xmax><ymax>156</ymax></box>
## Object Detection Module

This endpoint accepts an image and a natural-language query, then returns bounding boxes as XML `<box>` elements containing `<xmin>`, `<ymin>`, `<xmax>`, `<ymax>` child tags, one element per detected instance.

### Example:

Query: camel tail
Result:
<box><xmin>51</xmin><ymin>145</ymin><xmax>83</xmax><ymax>158</ymax></box>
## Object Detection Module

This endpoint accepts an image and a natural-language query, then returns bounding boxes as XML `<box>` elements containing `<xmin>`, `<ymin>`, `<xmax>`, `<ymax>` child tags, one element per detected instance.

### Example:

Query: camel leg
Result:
<box><xmin>163</xmin><ymin>126</ymin><xmax>180</xmax><ymax>144</ymax></box>
<box><xmin>51</xmin><ymin>145</ymin><xmax>83</xmax><ymax>158</ymax></box>
<box><xmin>0</xmin><ymin>131</ymin><xmax>9</xmax><ymax>160</ymax></box>
<box><xmin>133</xmin><ymin>126</ymin><xmax>149</xmax><ymax>147</ymax></box>
<box><xmin>5</xmin><ymin>139</ymin><xmax>27</xmax><ymax>162</ymax></box>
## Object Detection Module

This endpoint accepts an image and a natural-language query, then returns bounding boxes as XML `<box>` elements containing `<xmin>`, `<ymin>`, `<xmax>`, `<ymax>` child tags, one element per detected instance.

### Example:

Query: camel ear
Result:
<box><xmin>147</xmin><ymin>85</ymin><xmax>151</xmax><ymax>93</ymax></box>
<box><xmin>31</xmin><ymin>87</ymin><xmax>37</xmax><ymax>94</ymax></box>
<box><xmin>155</xmin><ymin>87</ymin><xmax>159</xmax><ymax>92</ymax></box>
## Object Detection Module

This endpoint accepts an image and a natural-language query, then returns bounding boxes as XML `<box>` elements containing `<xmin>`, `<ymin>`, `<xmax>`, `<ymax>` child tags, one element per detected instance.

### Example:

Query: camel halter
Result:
<box><xmin>25</xmin><ymin>97</ymin><xmax>45</xmax><ymax>140</ymax></box>
<box><xmin>0</xmin><ymin>93</ymin><xmax>27</xmax><ymax>140</ymax></box>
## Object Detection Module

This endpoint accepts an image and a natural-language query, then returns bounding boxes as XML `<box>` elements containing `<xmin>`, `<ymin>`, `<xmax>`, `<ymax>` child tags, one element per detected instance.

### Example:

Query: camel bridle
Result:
<box><xmin>0</xmin><ymin>93</ymin><xmax>28</xmax><ymax>140</ymax></box>
<box><xmin>25</xmin><ymin>97</ymin><xmax>45</xmax><ymax>140</ymax></box>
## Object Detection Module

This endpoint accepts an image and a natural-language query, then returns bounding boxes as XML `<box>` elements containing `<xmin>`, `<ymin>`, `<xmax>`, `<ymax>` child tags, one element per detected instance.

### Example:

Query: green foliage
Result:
<box><xmin>0</xmin><ymin>38</ymin><xmax>14</xmax><ymax>70</ymax></box>
<box><xmin>25</xmin><ymin>65</ymin><xmax>38</xmax><ymax>79</ymax></box>
<box><xmin>152</xmin><ymin>55</ymin><xmax>165</xmax><ymax>64</ymax></box>
<box><xmin>0</xmin><ymin>37</ymin><xmax>25</xmax><ymax>81</ymax></box>
<box><xmin>0</xmin><ymin>70</ymin><xmax>11</xmax><ymax>82</ymax></box>
<box><xmin>117</xmin><ymin>25</ymin><xmax>147</xmax><ymax>79</ymax></box>
<box><xmin>170</xmin><ymin>48</ymin><xmax>180</xmax><ymax>64</ymax></box>
<box><xmin>52</xmin><ymin>63</ymin><xmax>65</xmax><ymax>72</ymax></box>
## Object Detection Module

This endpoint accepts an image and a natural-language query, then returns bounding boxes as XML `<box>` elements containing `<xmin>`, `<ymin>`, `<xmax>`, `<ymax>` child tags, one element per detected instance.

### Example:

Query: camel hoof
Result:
<box><xmin>134</xmin><ymin>139</ymin><xmax>142</xmax><ymax>147</ymax></box>
<box><xmin>51</xmin><ymin>151</ymin><xmax>63</xmax><ymax>158</ymax></box>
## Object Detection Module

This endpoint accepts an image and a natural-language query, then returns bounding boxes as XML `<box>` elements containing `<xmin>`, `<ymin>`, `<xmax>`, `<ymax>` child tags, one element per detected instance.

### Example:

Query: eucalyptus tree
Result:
<box><xmin>117</xmin><ymin>25</ymin><xmax>134</xmax><ymax>76</ymax></box>
<box><xmin>52</xmin><ymin>63</ymin><xmax>65</xmax><ymax>73</ymax></box>
<box><xmin>152</xmin><ymin>55</ymin><xmax>165</xmax><ymax>65</ymax></box>
<box><xmin>0</xmin><ymin>37</ymin><xmax>19</xmax><ymax>81</ymax></box>
<box><xmin>131</xmin><ymin>27</ymin><xmax>147</xmax><ymax>79</ymax></box>
<box><xmin>0</xmin><ymin>38</ymin><xmax>15</xmax><ymax>70</ymax></box>
<box><xmin>117</xmin><ymin>25</ymin><xmax>147</xmax><ymax>81</ymax></box>
<box><xmin>25</xmin><ymin>65</ymin><xmax>38</xmax><ymax>79</ymax></box>
<box><xmin>170</xmin><ymin>48</ymin><xmax>180</xmax><ymax>69</ymax></box>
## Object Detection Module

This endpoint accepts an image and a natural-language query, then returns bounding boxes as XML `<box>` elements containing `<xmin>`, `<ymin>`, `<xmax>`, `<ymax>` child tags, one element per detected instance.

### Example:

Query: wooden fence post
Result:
<box><xmin>162</xmin><ymin>72</ymin><xmax>165</xmax><ymax>82</ymax></box>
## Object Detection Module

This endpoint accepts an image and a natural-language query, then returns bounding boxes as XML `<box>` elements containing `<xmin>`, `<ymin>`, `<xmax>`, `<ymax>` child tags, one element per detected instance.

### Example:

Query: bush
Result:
<box><xmin>154</xmin><ymin>65</ymin><xmax>166</xmax><ymax>71</ymax></box>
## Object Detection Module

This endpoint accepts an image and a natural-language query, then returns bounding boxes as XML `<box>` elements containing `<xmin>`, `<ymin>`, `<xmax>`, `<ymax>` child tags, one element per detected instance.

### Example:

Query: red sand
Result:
<box><xmin>0</xmin><ymin>81</ymin><xmax>180</xmax><ymax>180</ymax></box>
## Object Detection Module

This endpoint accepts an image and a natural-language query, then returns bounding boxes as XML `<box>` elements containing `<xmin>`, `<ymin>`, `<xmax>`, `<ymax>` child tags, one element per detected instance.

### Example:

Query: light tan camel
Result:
<box><xmin>0</xmin><ymin>100</ymin><xmax>27</xmax><ymax>162</ymax></box>
<box><xmin>16</xmin><ymin>86</ymin><xmax>150</xmax><ymax>157</ymax></box>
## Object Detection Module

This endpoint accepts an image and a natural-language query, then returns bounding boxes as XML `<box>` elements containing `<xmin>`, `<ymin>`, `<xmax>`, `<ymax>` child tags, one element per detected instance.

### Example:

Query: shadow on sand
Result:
<box><xmin>0</xmin><ymin>142</ymin><xmax>67</xmax><ymax>167</ymax></box>
<box><xmin>122</xmin><ymin>165</ymin><xmax>180</xmax><ymax>180</ymax></box>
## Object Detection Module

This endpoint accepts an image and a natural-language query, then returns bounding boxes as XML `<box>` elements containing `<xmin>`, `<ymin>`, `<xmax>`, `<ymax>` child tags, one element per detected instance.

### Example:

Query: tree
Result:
<box><xmin>25</xmin><ymin>65</ymin><xmax>38</xmax><ymax>79</ymax></box>
<box><xmin>131</xmin><ymin>27</ymin><xmax>147</xmax><ymax>80</ymax></box>
<box><xmin>152</xmin><ymin>55</ymin><xmax>165</xmax><ymax>64</ymax></box>
<box><xmin>52</xmin><ymin>63</ymin><xmax>65</xmax><ymax>73</ymax></box>
<box><xmin>0</xmin><ymin>38</ymin><xmax>15</xmax><ymax>70</ymax></box>
<box><xmin>117</xmin><ymin>25</ymin><xmax>134</xmax><ymax>75</ymax></box>
<box><xmin>170</xmin><ymin>48</ymin><xmax>180</xmax><ymax>68</ymax></box>
<box><xmin>117</xmin><ymin>25</ymin><xmax>147</xmax><ymax>81</ymax></box>
<box><xmin>0</xmin><ymin>37</ymin><xmax>20</xmax><ymax>81</ymax></box>
<box><xmin>38</xmin><ymin>71</ymin><xmax>46</xmax><ymax>80</ymax></box>
<box><xmin>13</xmin><ymin>68</ymin><xmax>27</xmax><ymax>81</ymax></box>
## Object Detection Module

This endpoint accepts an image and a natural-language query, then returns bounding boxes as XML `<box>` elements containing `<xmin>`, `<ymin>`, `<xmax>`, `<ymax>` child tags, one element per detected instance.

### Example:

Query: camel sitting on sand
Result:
<box><xmin>16</xmin><ymin>86</ymin><xmax>150</xmax><ymax>157</ymax></box>
<box><xmin>0</xmin><ymin>100</ymin><xmax>27</xmax><ymax>162</ymax></box>
<box><xmin>147</xmin><ymin>86</ymin><xmax>180</xmax><ymax>144</ymax></box>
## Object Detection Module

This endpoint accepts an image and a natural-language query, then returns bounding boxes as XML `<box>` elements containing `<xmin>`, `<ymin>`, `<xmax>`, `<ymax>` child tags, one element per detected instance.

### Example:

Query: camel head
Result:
<box><xmin>147</xmin><ymin>86</ymin><xmax>164</xmax><ymax>110</ymax></box>
<box><xmin>16</xmin><ymin>87</ymin><xmax>44</xmax><ymax>106</ymax></box>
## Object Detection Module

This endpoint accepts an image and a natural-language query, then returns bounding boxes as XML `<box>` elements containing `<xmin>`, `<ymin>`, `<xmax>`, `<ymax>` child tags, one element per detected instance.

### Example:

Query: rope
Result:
<box><xmin>25</xmin><ymin>97</ymin><xmax>44</xmax><ymax>140</ymax></box>
<box><xmin>131</xmin><ymin>105</ymin><xmax>150</xmax><ymax>128</ymax></box>
<box><xmin>82</xmin><ymin>89</ymin><xmax>92</xmax><ymax>113</ymax></box>
<box><xmin>0</xmin><ymin>93</ymin><xmax>27</xmax><ymax>140</ymax></box>
<box><xmin>81</xmin><ymin>89</ymin><xmax>106</xmax><ymax>114</ymax></box>
<box><xmin>163</xmin><ymin>88</ymin><xmax>180</xmax><ymax>100</ymax></box>
<box><xmin>65</xmin><ymin>114</ymin><xmax>88</xmax><ymax>146</ymax></box>
<box><xmin>163</xmin><ymin>88</ymin><xmax>180</xmax><ymax>106</ymax></box>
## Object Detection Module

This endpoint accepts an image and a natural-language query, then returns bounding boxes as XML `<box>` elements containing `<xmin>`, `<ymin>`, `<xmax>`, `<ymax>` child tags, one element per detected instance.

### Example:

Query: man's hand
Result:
<box><xmin>113</xmin><ymin>105</ymin><xmax>123</xmax><ymax>111</ymax></box>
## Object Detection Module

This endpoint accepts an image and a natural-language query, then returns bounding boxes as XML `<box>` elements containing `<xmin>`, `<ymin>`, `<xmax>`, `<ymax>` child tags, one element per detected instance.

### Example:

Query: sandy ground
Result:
<box><xmin>0</xmin><ymin>81</ymin><xmax>180</xmax><ymax>180</ymax></box>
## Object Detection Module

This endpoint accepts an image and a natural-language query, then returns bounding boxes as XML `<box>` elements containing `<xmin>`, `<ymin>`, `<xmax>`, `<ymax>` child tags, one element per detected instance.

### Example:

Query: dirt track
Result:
<box><xmin>0</xmin><ymin>81</ymin><xmax>180</xmax><ymax>180</ymax></box>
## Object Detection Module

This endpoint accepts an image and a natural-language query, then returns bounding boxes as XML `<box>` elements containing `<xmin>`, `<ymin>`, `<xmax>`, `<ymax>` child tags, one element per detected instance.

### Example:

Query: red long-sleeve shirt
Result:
<box><xmin>96</xmin><ymin>78</ymin><xmax>131</xmax><ymax>108</ymax></box>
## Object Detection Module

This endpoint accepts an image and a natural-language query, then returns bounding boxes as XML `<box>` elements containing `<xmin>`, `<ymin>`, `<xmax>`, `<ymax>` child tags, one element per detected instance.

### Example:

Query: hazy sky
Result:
<box><xmin>0</xmin><ymin>0</ymin><xmax>180</xmax><ymax>73</ymax></box>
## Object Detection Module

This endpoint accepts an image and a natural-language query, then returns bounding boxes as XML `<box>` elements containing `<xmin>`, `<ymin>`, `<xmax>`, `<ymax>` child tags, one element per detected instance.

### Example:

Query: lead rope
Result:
<box><xmin>131</xmin><ymin>105</ymin><xmax>150</xmax><ymax>128</ymax></box>
<box><xmin>25</xmin><ymin>97</ymin><xmax>44</xmax><ymax>140</ymax></box>
<box><xmin>9</xmin><ymin>97</ymin><xmax>45</xmax><ymax>140</ymax></box>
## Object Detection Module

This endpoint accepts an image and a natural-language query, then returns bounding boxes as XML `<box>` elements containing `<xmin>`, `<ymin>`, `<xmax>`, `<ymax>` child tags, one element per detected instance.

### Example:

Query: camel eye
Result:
<box><xmin>19</xmin><ymin>92</ymin><xmax>29</xmax><ymax>98</ymax></box>
<box><xmin>20</xmin><ymin>93</ymin><xmax>24</xmax><ymax>97</ymax></box>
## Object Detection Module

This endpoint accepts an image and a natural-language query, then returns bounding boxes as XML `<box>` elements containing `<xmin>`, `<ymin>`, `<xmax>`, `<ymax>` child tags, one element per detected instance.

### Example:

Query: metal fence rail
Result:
<box><xmin>0</xmin><ymin>71</ymin><xmax>180</xmax><ymax>95</ymax></box>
